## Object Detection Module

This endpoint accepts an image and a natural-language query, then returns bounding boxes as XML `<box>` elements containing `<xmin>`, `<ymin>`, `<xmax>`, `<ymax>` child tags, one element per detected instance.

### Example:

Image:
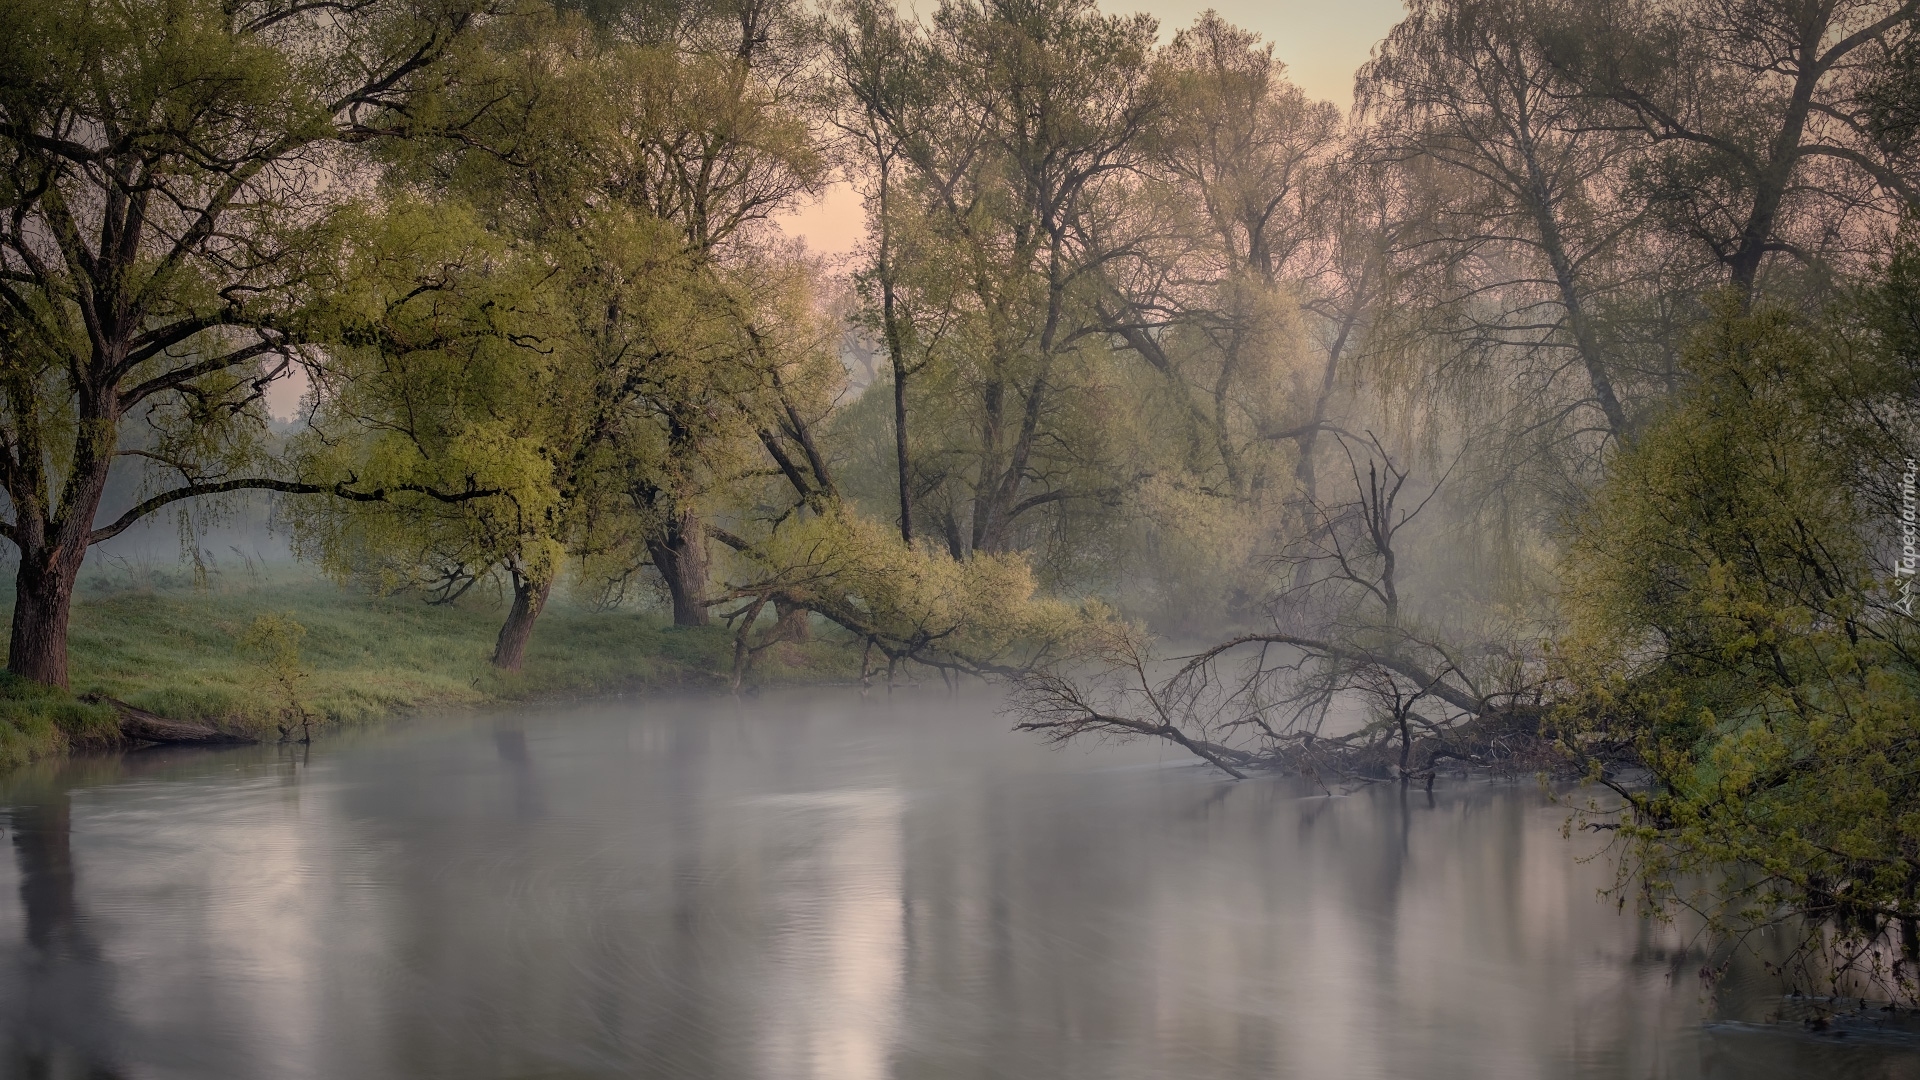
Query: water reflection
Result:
<box><xmin>4</xmin><ymin>762</ymin><xmax>140</xmax><ymax>1079</ymax></box>
<box><xmin>0</xmin><ymin>691</ymin><xmax>1913</xmax><ymax>1080</ymax></box>
<box><xmin>14</xmin><ymin>794</ymin><xmax>82</xmax><ymax>954</ymax></box>
<box><xmin>753</xmin><ymin>789</ymin><xmax>902</xmax><ymax>1080</ymax></box>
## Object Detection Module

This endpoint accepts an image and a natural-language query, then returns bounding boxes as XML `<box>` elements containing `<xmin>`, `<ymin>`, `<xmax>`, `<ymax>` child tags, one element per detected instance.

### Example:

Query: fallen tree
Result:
<box><xmin>1008</xmin><ymin>438</ymin><xmax>1558</xmax><ymax>783</ymax></box>
<box><xmin>1009</xmin><ymin>622</ymin><xmax>1553</xmax><ymax>784</ymax></box>
<box><xmin>81</xmin><ymin>695</ymin><xmax>258</xmax><ymax>747</ymax></box>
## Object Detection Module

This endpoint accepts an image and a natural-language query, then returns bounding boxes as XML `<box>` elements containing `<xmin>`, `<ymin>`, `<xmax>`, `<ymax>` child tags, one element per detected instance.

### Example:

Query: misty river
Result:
<box><xmin>1</xmin><ymin>690</ymin><xmax>1915</xmax><ymax>1080</ymax></box>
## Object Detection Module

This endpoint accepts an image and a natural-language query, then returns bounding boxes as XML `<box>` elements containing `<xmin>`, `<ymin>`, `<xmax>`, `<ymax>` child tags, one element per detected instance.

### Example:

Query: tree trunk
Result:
<box><xmin>492</xmin><ymin>573</ymin><xmax>553</xmax><ymax>671</ymax></box>
<box><xmin>773</xmin><ymin>598</ymin><xmax>810</xmax><ymax>642</ymax></box>
<box><xmin>8</xmin><ymin>542</ymin><xmax>87</xmax><ymax>689</ymax></box>
<box><xmin>8</xmin><ymin>388</ymin><xmax>119</xmax><ymax>689</ymax></box>
<box><xmin>892</xmin><ymin>348</ymin><xmax>913</xmax><ymax>544</ymax></box>
<box><xmin>869</xmin><ymin>148</ymin><xmax>914</xmax><ymax>544</ymax></box>
<box><xmin>648</xmin><ymin>507</ymin><xmax>711</xmax><ymax>626</ymax></box>
<box><xmin>941</xmin><ymin>509</ymin><xmax>966</xmax><ymax>561</ymax></box>
<box><xmin>1536</xmin><ymin>220</ymin><xmax>1627</xmax><ymax>437</ymax></box>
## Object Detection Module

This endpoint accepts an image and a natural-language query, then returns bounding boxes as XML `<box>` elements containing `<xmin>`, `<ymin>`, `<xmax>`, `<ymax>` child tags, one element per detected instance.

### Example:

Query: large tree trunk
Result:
<box><xmin>491</xmin><ymin>573</ymin><xmax>553</xmax><ymax>671</ymax></box>
<box><xmin>8</xmin><ymin>541</ymin><xmax>89</xmax><ymax>690</ymax></box>
<box><xmin>8</xmin><ymin>388</ymin><xmax>118</xmax><ymax>689</ymax></box>
<box><xmin>772</xmin><ymin>598</ymin><xmax>810</xmax><ymax>643</ymax></box>
<box><xmin>648</xmin><ymin>508</ymin><xmax>711</xmax><ymax>626</ymax></box>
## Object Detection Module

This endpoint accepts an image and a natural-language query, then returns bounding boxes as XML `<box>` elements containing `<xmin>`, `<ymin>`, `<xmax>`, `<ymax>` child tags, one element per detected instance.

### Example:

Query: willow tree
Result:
<box><xmin>1545</xmin><ymin>0</ymin><xmax>1920</xmax><ymax>299</ymax></box>
<box><xmin>1359</xmin><ymin>0</ymin><xmax>1654</xmax><ymax>444</ymax></box>
<box><xmin>1113</xmin><ymin>13</ymin><xmax>1342</xmax><ymax>502</ymax></box>
<box><xmin>311</xmin><ymin>2</ymin><xmax>825</xmax><ymax>657</ymax></box>
<box><xmin>0</xmin><ymin>0</ymin><xmax>490</xmax><ymax>686</ymax></box>
<box><xmin>592</xmin><ymin>3</ymin><xmax>828</xmax><ymax>622</ymax></box>
<box><xmin>291</xmin><ymin>203</ymin><xmax>558</xmax><ymax>628</ymax></box>
<box><xmin>289</xmin><ymin>196</ymin><xmax>734</xmax><ymax>670</ymax></box>
<box><xmin>846</xmin><ymin>0</ymin><xmax>1165</xmax><ymax>560</ymax></box>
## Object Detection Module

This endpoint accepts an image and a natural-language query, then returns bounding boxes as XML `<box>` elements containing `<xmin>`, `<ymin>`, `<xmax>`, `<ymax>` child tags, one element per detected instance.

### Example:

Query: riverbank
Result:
<box><xmin>0</xmin><ymin>566</ymin><xmax>859</xmax><ymax>768</ymax></box>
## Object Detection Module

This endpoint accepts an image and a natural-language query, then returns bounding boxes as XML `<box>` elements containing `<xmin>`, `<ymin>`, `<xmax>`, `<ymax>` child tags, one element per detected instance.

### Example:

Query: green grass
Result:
<box><xmin>0</xmin><ymin>564</ymin><xmax>858</xmax><ymax>768</ymax></box>
<box><xmin>0</xmin><ymin>672</ymin><xmax>120</xmax><ymax>769</ymax></box>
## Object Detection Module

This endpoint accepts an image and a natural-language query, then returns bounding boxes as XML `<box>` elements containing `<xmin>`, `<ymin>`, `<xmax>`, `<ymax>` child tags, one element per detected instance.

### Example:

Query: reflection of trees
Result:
<box><xmin>6</xmin><ymin>783</ymin><xmax>127</xmax><ymax>1079</ymax></box>
<box><xmin>13</xmin><ymin>796</ymin><xmax>81</xmax><ymax>954</ymax></box>
<box><xmin>492</xmin><ymin>726</ymin><xmax>544</xmax><ymax>823</ymax></box>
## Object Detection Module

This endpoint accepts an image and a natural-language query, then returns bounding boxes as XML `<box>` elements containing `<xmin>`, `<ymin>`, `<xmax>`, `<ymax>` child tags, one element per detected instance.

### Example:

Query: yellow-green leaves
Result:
<box><xmin>290</xmin><ymin>197</ymin><xmax>565</xmax><ymax>596</ymax></box>
<box><xmin>237</xmin><ymin>612</ymin><xmax>315</xmax><ymax>740</ymax></box>
<box><xmin>718</xmin><ymin>507</ymin><xmax>1106</xmax><ymax>673</ymax></box>
<box><xmin>1558</xmin><ymin>290</ymin><xmax>1920</xmax><ymax>964</ymax></box>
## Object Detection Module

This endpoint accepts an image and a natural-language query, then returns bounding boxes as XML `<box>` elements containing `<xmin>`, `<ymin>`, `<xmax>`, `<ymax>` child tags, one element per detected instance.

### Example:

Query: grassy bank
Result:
<box><xmin>0</xmin><ymin>565</ymin><xmax>859</xmax><ymax>768</ymax></box>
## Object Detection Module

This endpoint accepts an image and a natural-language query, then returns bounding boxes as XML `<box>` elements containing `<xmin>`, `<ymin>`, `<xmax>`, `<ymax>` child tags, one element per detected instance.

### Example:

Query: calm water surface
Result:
<box><xmin>1</xmin><ymin>689</ymin><xmax>1915</xmax><ymax>1079</ymax></box>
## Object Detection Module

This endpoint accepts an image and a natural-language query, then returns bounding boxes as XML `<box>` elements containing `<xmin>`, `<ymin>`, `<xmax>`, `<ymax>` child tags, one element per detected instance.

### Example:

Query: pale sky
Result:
<box><xmin>777</xmin><ymin>0</ymin><xmax>1410</xmax><ymax>257</ymax></box>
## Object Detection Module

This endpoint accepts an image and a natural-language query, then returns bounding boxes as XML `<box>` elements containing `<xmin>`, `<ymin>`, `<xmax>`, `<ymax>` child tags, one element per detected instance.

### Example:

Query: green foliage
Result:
<box><xmin>716</xmin><ymin>508</ymin><xmax>1109</xmax><ymax>677</ymax></box>
<box><xmin>290</xmin><ymin>197</ymin><xmax>572</xmax><ymax>602</ymax></box>
<box><xmin>827</xmin><ymin>0</ymin><xmax>1170</xmax><ymax>568</ymax></box>
<box><xmin>237</xmin><ymin>612</ymin><xmax>314</xmax><ymax>740</ymax></box>
<box><xmin>0</xmin><ymin>0</ymin><xmax>490</xmax><ymax>685</ymax></box>
<box><xmin>293</xmin><ymin>7</ymin><xmax>839</xmax><ymax>659</ymax></box>
<box><xmin>1559</xmin><ymin>285</ymin><xmax>1920</xmax><ymax>990</ymax></box>
<box><xmin>10</xmin><ymin>13</ymin><xmax>1919</xmax><ymax>1024</ymax></box>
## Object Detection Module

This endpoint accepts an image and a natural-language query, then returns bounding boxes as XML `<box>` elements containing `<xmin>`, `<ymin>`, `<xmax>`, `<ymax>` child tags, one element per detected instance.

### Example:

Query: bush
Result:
<box><xmin>1559</xmin><ymin>289</ymin><xmax>1920</xmax><ymax>997</ymax></box>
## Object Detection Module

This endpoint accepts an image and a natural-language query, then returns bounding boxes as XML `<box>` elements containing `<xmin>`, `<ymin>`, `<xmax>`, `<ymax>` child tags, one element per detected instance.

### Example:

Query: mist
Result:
<box><xmin>2</xmin><ymin>0</ymin><xmax>1919</xmax><ymax>1072</ymax></box>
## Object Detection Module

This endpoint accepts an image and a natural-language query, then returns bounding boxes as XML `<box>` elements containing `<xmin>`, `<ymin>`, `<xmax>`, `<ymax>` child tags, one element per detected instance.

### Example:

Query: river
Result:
<box><xmin>1</xmin><ymin>689</ymin><xmax>1914</xmax><ymax>1079</ymax></box>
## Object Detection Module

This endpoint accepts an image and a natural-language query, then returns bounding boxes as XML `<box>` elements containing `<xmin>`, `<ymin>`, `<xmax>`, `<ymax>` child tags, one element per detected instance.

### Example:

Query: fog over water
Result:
<box><xmin>3</xmin><ymin>691</ymin><xmax>1913</xmax><ymax>1079</ymax></box>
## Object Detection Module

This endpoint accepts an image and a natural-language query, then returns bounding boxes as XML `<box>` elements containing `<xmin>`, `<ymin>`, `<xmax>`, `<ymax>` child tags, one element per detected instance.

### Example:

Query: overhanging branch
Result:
<box><xmin>88</xmin><ymin>476</ymin><xmax>498</xmax><ymax>545</ymax></box>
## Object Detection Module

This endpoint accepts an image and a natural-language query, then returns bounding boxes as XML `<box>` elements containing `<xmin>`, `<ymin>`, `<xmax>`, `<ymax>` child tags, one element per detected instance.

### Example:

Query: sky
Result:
<box><xmin>775</xmin><ymin>0</ymin><xmax>1410</xmax><ymax>257</ymax></box>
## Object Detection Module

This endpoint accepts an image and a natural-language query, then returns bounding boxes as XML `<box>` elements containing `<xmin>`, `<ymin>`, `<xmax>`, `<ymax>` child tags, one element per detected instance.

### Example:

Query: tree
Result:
<box><xmin>1110</xmin><ymin>13</ymin><xmax>1344</xmax><ymax>501</ymax></box>
<box><xmin>853</xmin><ymin>0</ymin><xmax>1165</xmax><ymax>558</ymax></box>
<box><xmin>830</xmin><ymin>0</ymin><xmax>931</xmax><ymax>544</ymax></box>
<box><xmin>1079</xmin><ymin>15</ymin><xmax>1425</xmax><ymax>620</ymax></box>
<box><xmin>288</xmin><ymin>198</ymin><xmax>581</xmax><ymax>672</ymax></box>
<box><xmin>1558</xmin><ymin>279</ymin><xmax>1920</xmax><ymax>990</ymax></box>
<box><xmin>1545</xmin><ymin>0</ymin><xmax>1920</xmax><ymax>298</ymax></box>
<box><xmin>1360</xmin><ymin>0</ymin><xmax>1655</xmax><ymax>442</ymax></box>
<box><xmin>0</xmin><ymin>0</ymin><xmax>489</xmax><ymax>685</ymax></box>
<box><xmin>311</xmin><ymin>2</ymin><xmax>828</xmax><ymax>658</ymax></box>
<box><xmin>600</xmin><ymin>4</ymin><xmax>828</xmax><ymax>623</ymax></box>
<box><xmin>1012</xmin><ymin>434</ymin><xmax>1543</xmax><ymax>780</ymax></box>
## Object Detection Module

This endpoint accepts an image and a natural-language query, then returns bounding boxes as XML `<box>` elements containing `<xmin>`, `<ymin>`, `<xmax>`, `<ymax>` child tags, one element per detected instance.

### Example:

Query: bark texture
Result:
<box><xmin>9</xmin><ymin>547</ymin><xmax>87</xmax><ymax>689</ymax></box>
<box><xmin>648</xmin><ymin>507</ymin><xmax>711</xmax><ymax>626</ymax></box>
<box><xmin>491</xmin><ymin>575</ymin><xmax>554</xmax><ymax>670</ymax></box>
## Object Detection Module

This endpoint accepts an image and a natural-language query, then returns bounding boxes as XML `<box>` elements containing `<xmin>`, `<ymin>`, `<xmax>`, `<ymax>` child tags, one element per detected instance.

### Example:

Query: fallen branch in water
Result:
<box><xmin>1007</xmin><ymin>441</ymin><xmax>1574</xmax><ymax>782</ymax></box>
<box><xmin>1008</xmin><ymin>621</ymin><xmax>1561</xmax><ymax>783</ymax></box>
